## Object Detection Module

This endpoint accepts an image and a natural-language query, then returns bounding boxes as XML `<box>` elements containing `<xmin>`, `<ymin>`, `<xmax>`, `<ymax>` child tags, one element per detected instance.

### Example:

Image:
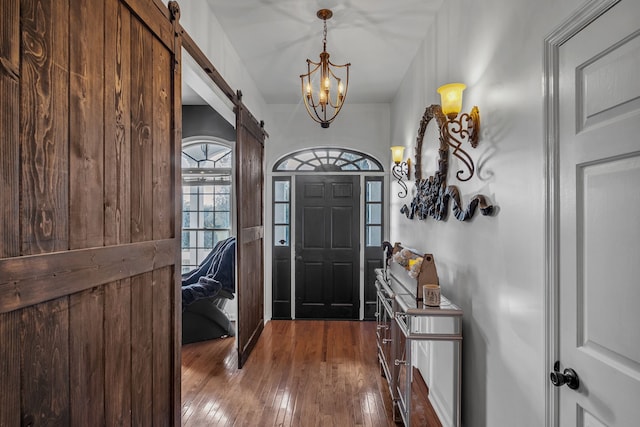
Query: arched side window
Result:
<box><xmin>181</xmin><ymin>139</ymin><xmax>233</xmax><ymax>273</ymax></box>
<box><xmin>273</xmin><ymin>147</ymin><xmax>383</xmax><ymax>172</ymax></box>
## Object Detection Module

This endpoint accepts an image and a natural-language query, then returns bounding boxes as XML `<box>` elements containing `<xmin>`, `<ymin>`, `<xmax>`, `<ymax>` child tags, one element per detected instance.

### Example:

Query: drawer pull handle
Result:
<box><xmin>394</xmin><ymin>359</ymin><xmax>408</xmax><ymax>366</ymax></box>
<box><xmin>376</xmin><ymin>324</ymin><xmax>388</xmax><ymax>330</ymax></box>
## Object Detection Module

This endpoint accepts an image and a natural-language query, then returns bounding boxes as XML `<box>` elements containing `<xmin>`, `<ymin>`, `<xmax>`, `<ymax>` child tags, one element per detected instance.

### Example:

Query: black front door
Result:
<box><xmin>295</xmin><ymin>175</ymin><xmax>360</xmax><ymax>319</ymax></box>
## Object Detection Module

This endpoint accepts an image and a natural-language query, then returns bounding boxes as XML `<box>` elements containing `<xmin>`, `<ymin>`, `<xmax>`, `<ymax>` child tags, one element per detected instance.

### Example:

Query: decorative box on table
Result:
<box><xmin>389</xmin><ymin>242</ymin><xmax>439</xmax><ymax>301</ymax></box>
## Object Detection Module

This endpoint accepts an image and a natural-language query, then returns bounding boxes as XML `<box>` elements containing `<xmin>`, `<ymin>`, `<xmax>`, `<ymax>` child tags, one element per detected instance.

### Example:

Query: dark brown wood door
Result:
<box><xmin>0</xmin><ymin>1</ymin><xmax>182</xmax><ymax>425</ymax></box>
<box><xmin>235</xmin><ymin>104</ymin><xmax>265</xmax><ymax>368</ymax></box>
<box><xmin>295</xmin><ymin>175</ymin><xmax>360</xmax><ymax>319</ymax></box>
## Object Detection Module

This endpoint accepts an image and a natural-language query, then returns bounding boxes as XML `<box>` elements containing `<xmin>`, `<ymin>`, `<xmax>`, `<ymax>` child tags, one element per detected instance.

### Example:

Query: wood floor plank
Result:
<box><xmin>181</xmin><ymin>320</ymin><xmax>440</xmax><ymax>427</ymax></box>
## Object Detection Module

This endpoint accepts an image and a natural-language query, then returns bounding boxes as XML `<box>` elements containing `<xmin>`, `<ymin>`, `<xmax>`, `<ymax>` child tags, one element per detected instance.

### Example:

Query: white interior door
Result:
<box><xmin>557</xmin><ymin>1</ymin><xmax>640</xmax><ymax>425</ymax></box>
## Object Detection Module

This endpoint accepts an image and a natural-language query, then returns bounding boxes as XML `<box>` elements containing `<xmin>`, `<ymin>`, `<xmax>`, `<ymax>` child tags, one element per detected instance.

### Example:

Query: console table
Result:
<box><xmin>375</xmin><ymin>259</ymin><xmax>463</xmax><ymax>426</ymax></box>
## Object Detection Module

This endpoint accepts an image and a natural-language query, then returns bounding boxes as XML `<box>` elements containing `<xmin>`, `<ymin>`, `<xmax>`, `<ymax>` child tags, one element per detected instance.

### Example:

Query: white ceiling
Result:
<box><xmin>203</xmin><ymin>0</ymin><xmax>444</xmax><ymax>104</ymax></box>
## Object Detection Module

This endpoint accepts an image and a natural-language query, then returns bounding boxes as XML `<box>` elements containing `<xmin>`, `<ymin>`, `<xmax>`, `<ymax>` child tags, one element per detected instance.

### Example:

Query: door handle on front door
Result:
<box><xmin>550</xmin><ymin>361</ymin><xmax>580</xmax><ymax>390</ymax></box>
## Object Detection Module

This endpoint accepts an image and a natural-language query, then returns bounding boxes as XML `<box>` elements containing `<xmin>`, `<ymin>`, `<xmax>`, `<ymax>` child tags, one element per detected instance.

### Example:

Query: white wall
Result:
<box><xmin>389</xmin><ymin>0</ymin><xmax>584</xmax><ymax>425</ymax></box>
<box><xmin>180</xmin><ymin>3</ymin><xmax>273</xmax><ymax>129</ymax></box>
<box><xmin>266</xmin><ymin>103</ymin><xmax>390</xmax><ymax>170</ymax></box>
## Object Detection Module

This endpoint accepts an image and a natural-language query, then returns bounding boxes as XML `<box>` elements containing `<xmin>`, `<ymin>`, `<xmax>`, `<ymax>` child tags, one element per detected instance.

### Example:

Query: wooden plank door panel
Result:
<box><xmin>0</xmin><ymin>311</ymin><xmax>20</xmax><ymax>426</ymax></box>
<box><xmin>235</xmin><ymin>105</ymin><xmax>265</xmax><ymax>368</ymax></box>
<box><xmin>69</xmin><ymin>0</ymin><xmax>105</xmax><ymax>250</ymax></box>
<box><xmin>69</xmin><ymin>287</ymin><xmax>105</xmax><ymax>425</ymax></box>
<box><xmin>104</xmin><ymin>278</ymin><xmax>132</xmax><ymax>427</ymax></box>
<box><xmin>21</xmin><ymin>299</ymin><xmax>71</xmax><ymax>426</ymax></box>
<box><xmin>0</xmin><ymin>1</ymin><xmax>182</xmax><ymax>426</ymax></box>
<box><xmin>104</xmin><ymin>0</ymin><xmax>132</xmax><ymax>247</ymax></box>
<box><xmin>0</xmin><ymin>0</ymin><xmax>20</xmax><ymax>260</ymax></box>
<box><xmin>20</xmin><ymin>0</ymin><xmax>70</xmax><ymax>255</ymax></box>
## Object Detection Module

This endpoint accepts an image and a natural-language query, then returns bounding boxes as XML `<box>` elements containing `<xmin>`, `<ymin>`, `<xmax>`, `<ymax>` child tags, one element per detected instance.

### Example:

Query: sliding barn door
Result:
<box><xmin>0</xmin><ymin>0</ymin><xmax>182</xmax><ymax>425</ymax></box>
<box><xmin>235</xmin><ymin>104</ymin><xmax>266</xmax><ymax>368</ymax></box>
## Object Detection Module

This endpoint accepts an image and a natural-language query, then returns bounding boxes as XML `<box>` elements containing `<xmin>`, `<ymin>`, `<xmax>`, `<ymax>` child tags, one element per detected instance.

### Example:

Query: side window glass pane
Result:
<box><xmin>364</xmin><ymin>177</ymin><xmax>383</xmax><ymax>247</ymax></box>
<box><xmin>274</xmin><ymin>225</ymin><xmax>289</xmax><ymax>246</ymax></box>
<box><xmin>273</xmin><ymin>178</ymin><xmax>291</xmax><ymax>248</ymax></box>
<box><xmin>366</xmin><ymin>204</ymin><xmax>381</xmax><ymax>224</ymax></box>
<box><xmin>274</xmin><ymin>181</ymin><xmax>290</xmax><ymax>202</ymax></box>
<box><xmin>274</xmin><ymin>203</ymin><xmax>289</xmax><ymax>224</ymax></box>
<box><xmin>366</xmin><ymin>180</ymin><xmax>382</xmax><ymax>202</ymax></box>
<box><xmin>366</xmin><ymin>226</ymin><xmax>381</xmax><ymax>247</ymax></box>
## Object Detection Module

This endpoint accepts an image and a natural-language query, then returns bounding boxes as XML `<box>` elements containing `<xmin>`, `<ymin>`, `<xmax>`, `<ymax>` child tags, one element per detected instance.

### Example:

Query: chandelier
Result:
<box><xmin>300</xmin><ymin>9</ymin><xmax>350</xmax><ymax>128</ymax></box>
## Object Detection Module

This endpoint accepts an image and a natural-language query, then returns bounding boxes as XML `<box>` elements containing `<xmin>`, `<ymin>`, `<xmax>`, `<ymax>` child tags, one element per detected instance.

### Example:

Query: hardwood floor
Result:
<box><xmin>181</xmin><ymin>320</ymin><xmax>441</xmax><ymax>426</ymax></box>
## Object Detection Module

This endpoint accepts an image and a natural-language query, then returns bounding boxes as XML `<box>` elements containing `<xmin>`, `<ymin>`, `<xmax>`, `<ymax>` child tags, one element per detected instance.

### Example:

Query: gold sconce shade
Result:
<box><xmin>390</xmin><ymin>146</ymin><xmax>405</xmax><ymax>164</ymax></box>
<box><xmin>437</xmin><ymin>83</ymin><xmax>466</xmax><ymax>118</ymax></box>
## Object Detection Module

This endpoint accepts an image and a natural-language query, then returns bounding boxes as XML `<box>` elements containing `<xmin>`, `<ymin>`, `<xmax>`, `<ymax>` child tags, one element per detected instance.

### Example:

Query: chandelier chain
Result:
<box><xmin>323</xmin><ymin>19</ymin><xmax>327</xmax><ymax>51</ymax></box>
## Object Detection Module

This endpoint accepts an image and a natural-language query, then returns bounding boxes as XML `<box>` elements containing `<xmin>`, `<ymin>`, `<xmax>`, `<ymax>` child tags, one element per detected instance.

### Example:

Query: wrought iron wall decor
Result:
<box><xmin>400</xmin><ymin>104</ymin><xmax>494</xmax><ymax>221</ymax></box>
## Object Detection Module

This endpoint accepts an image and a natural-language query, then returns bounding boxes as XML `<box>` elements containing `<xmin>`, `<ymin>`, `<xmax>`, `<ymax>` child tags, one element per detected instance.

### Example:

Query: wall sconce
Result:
<box><xmin>390</xmin><ymin>146</ymin><xmax>411</xmax><ymax>198</ymax></box>
<box><xmin>437</xmin><ymin>83</ymin><xmax>480</xmax><ymax>181</ymax></box>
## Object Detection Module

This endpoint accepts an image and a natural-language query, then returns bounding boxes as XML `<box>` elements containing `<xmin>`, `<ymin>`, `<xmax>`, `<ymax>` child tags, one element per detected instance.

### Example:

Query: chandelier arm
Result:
<box><xmin>302</xmin><ymin>96</ymin><xmax>326</xmax><ymax>125</ymax></box>
<box><xmin>305</xmin><ymin>59</ymin><xmax>322</xmax><ymax>67</ymax></box>
<box><xmin>306</xmin><ymin>91</ymin><xmax>332</xmax><ymax>125</ymax></box>
<box><xmin>300</xmin><ymin>60</ymin><xmax>322</xmax><ymax>108</ymax></box>
<box><xmin>324</xmin><ymin>66</ymin><xmax>349</xmax><ymax>109</ymax></box>
<box><xmin>300</xmin><ymin>78</ymin><xmax>314</xmax><ymax>108</ymax></box>
<box><xmin>327</xmin><ymin>59</ymin><xmax>350</xmax><ymax>68</ymax></box>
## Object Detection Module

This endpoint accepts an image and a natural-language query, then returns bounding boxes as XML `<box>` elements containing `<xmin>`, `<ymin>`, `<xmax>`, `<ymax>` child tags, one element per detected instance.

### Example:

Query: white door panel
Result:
<box><xmin>558</xmin><ymin>1</ymin><xmax>640</xmax><ymax>426</ymax></box>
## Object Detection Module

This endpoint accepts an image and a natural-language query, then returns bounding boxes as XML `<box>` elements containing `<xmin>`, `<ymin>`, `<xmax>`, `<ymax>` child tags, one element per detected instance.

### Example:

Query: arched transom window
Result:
<box><xmin>273</xmin><ymin>147</ymin><xmax>383</xmax><ymax>172</ymax></box>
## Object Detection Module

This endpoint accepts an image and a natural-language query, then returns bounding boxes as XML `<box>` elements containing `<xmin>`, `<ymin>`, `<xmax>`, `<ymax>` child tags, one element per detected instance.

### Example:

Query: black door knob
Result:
<box><xmin>550</xmin><ymin>361</ymin><xmax>580</xmax><ymax>390</ymax></box>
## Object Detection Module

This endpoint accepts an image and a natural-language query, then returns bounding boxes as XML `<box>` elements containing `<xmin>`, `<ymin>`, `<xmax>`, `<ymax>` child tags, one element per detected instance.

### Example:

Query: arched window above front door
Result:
<box><xmin>273</xmin><ymin>147</ymin><xmax>383</xmax><ymax>172</ymax></box>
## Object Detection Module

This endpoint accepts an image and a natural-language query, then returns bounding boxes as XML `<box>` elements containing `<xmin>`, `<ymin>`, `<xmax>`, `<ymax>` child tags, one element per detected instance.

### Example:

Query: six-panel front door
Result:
<box><xmin>295</xmin><ymin>175</ymin><xmax>360</xmax><ymax>319</ymax></box>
